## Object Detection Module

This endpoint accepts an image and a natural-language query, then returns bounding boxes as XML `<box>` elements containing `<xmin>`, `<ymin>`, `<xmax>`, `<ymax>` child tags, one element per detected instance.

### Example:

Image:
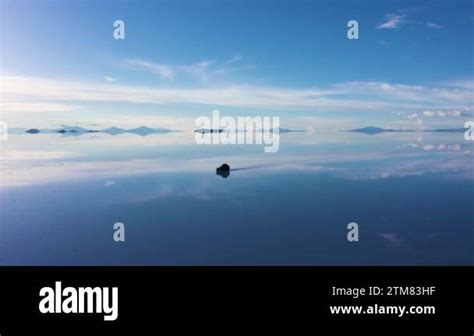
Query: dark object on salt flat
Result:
<box><xmin>216</xmin><ymin>163</ymin><xmax>230</xmax><ymax>178</ymax></box>
<box><xmin>25</xmin><ymin>129</ymin><xmax>40</xmax><ymax>134</ymax></box>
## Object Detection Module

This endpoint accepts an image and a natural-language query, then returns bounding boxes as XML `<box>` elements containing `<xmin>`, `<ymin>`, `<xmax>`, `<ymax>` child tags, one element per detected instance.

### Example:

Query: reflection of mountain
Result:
<box><xmin>127</xmin><ymin>126</ymin><xmax>171</xmax><ymax>136</ymax></box>
<box><xmin>348</xmin><ymin>126</ymin><xmax>399</xmax><ymax>135</ymax></box>
<box><xmin>102</xmin><ymin>127</ymin><xmax>127</xmax><ymax>135</ymax></box>
<box><xmin>347</xmin><ymin>126</ymin><xmax>466</xmax><ymax>135</ymax></box>
<box><xmin>14</xmin><ymin>125</ymin><xmax>174</xmax><ymax>136</ymax></box>
<box><xmin>12</xmin><ymin>127</ymin><xmax>84</xmax><ymax>135</ymax></box>
<box><xmin>101</xmin><ymin>126</ymin><xmax>173</xmax><ymax>136</ymax></box>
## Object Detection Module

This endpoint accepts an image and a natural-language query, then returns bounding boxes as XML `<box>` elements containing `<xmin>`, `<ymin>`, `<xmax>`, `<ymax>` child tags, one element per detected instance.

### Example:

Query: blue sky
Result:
<box><xmin>1</xmin><ymin>0</ymin><xmax>473</xmax><ymax>128</ymax></box>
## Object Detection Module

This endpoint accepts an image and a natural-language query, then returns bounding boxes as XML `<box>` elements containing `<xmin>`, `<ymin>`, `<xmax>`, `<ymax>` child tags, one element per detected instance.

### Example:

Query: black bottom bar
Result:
<box><xmin>0</xmin><ymin>267</ymin><xmax>472</xmax><ymax>334</ymax></box>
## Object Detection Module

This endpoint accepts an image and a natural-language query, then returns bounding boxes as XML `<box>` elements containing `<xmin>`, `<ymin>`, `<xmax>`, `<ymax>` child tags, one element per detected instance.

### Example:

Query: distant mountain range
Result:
<box><xmin>345</xmin><ymin>126</ymin><xmax>467</xmax><ymax>135</ymax></box>
<box><xmin>12</xmin><ymin>125</ymin><xmax>467</xmax><ymax>136</ymax></box>
<box><xmin>10</xmin><ymin>125</ymin><xmax>175</xmax><ymax>136</ymax></box>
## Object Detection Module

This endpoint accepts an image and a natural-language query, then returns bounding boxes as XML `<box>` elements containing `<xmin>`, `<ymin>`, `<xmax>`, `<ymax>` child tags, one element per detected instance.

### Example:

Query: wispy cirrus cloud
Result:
<box><xmin>176</xmin><ymin>60</ymin><xmax>214</xmax><ymax>80</ymax></box>
<box><xmin>378</xmin><ymin>233</ymin><xmax>403</xmax><ymax>246</ymax></box>
<box><xmin>377</xmin><ymin>13</ymin><xmax>407</xmax><ymax>29</ymax></box>
<box><xmin>125</xmin><ymin>56</ymin><xmax>249</xmax><ymax>82</ymax></box>
<box><xmin>377</xmin><ymin>8</ymin><xmax>443</xmax><ymax>30</ymax></box>
<box><xmin>426</xmin><ymin>22</ymin><xmax>442</xmax><ymax>29</ymax></box>
<box><xmin>126</xmin><ymin>59</ymin><xmax>175</xmax><ymax>79</ymax></box>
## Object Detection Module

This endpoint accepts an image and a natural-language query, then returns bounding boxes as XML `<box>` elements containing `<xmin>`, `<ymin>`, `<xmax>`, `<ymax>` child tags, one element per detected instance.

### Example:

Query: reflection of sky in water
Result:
<box><xmin>0</xmin><ymin>131</ymin><xmax>473</xmax><ymax>265</ymax></box>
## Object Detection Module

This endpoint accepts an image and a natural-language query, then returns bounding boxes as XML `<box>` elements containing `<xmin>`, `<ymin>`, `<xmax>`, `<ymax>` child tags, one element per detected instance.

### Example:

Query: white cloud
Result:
<box><xmin>426</xmin><ymin>22</ymin><xmax>442</xmax><ymax>29</ymax></box>
<box><xmin>124</xmin><ymin>57</ymin><xmax>248</xmax><ymax>82</ymax></box>
<box><xmin>377</xmin><ymin>13</ymin><xmax>407</xmax><ymax>29</ymax></box>
<box><xmin>177</xmin><ymin>60</ymin><xmax>214</xmax><ymax>80</ymax></box>
<box><xmin>333</xmin><ymin>81</ymin><xmax>473</xmax><ymax>105</ymax></box>
<box><xmin>0</xmin><ymin>102</ymin><xmax>82</xmax><ymax>113</ymax></box>
<box><xmin>447</xmin><ymin>110</ymin><xmax>461</xmax><ymax>117</ymax></box>
<box><xmin>104</xmin><ymin>76</ymin><xmax>117</xmax><ymax>82</ymax></box>
<box><xmin>224</xmin><ymin>55</ymin><xmax>242</xmax><ymax>65</ymax></box>
<box><xmin>1</xmin><ymin>76</ymin><xmax>472</xmax><ymax>115</ymax></box>
<box><xmin>0</xmin><ymin>75</ymin><xmax>29</xmax><ymax>81</ymax></box>
<box><xmin>126</xmin><ymin>59</ymin><xmax>174</xmax><ymax>79</ymax></box>
<box><xmin>422</xmin><ymin>110</ymin><xmax>462</xmax><ymax>118</ymax></box>
<box><xmin>377</xmin><ymin>9</ymin><xmax>442</xmax><ymax>30</ymax></box>
<box><xmin>378</xmin><ymin>233</ymin><xmax>402</xmax><ymax>246</ymax></box>
<box><xmin>423</xmin><ymin>111</ymin><xmax>435</xmax><ymax>117</ymax></box>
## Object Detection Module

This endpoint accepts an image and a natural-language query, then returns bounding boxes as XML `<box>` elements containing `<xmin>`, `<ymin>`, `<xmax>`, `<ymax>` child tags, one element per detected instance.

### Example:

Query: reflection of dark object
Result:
<box><xmin>25</xmin><ymin>129</ymin><xmax>40</xmax><ymax>134</ymax></box>
<box><xmin>57</xmin><ymin>129</ymin><xmax>78</xmax><ymax>133</ymax></box>
<box><xmin>195</xmin><ymin>128</ymin><xmax>224</xmax><ymax>134</ymax></box>
<box><xmin>216</xmin><ymin>170</ymin><xmax>230</xmax><ymax>178</ymax></box>
<box><xmin>216</xmin><ymin>163</ymin><xmax>230</xmax><ymax>178</ymax></box>
<box><xmin>348</xmin><ymin>126</ymin><xmax>393</xmax><ymax>135</ymax></box>
<box><xmin>102</xmin><ymin>126</ymin><xmax>173</xmax><ymax>136</ymax></box>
